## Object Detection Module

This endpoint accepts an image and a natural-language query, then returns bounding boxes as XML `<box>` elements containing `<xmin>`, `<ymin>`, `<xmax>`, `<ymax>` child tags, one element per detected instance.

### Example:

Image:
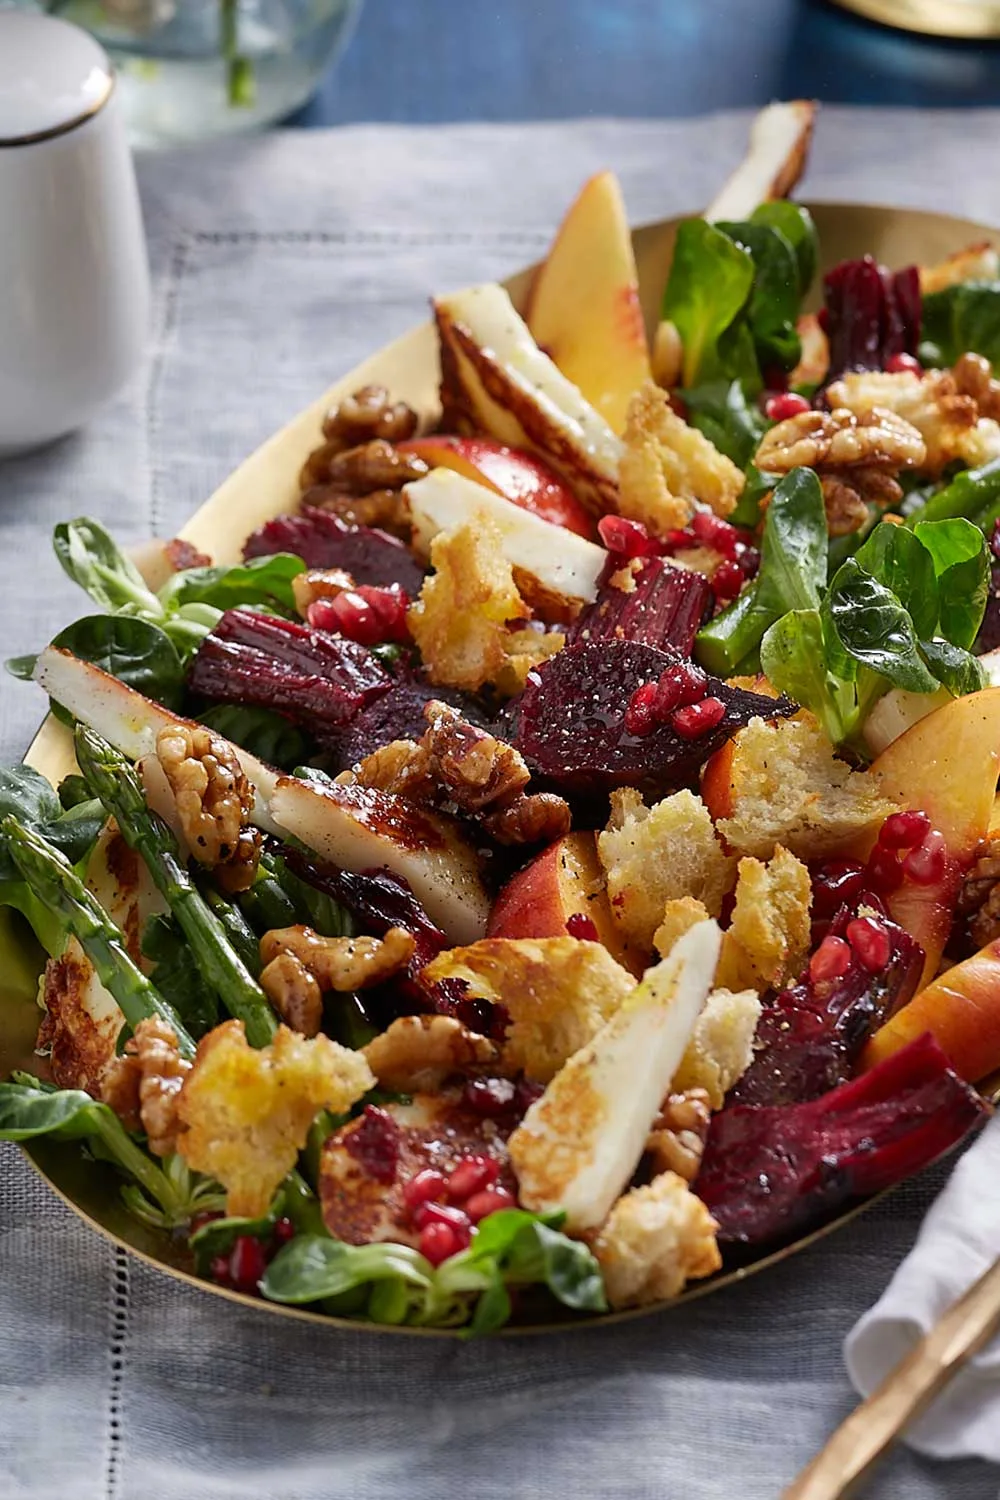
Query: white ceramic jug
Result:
<box><xmin>0</xmin><ymin>13</ymin><xmax>150</xmax><ymax>456</ymax></box>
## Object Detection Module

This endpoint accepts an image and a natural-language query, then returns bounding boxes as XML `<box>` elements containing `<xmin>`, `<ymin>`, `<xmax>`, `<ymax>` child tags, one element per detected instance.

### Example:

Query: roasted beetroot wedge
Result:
<box><xmin>566</xmin><ymin>557</ymin><xmax>711</xmax><ymax>656</ymax></box>
<box><xmin>317</xmin><ymin>674</ymin><xmax>490</xmax><ymax>770</ymax></box>
<box><xmin>729</xmin><ymin>907</ymin><xmax>924</xmax><ymax>1107</ymax></box>
<box><xmin>188</xmin><ymin>608</ymin><xmax>390</xmax><ymax>729</ymax></box>
<box><xmin>823</xmin><ymin>257</ymin><xmax>921</xmax><ymax>382</ymax></box>
<box><xmin>696</xmin><ymin>1033</ymin><xmax>987</xmax><ymax>1246</ymax></box>
<box><xmin>243</xmin><ymin>509</ymin><xmax>426</xmax><ymax>596</ymax></box>
<box><xmin>508</xmin><ymin>639</ymin><xmax>794</xmax><ymax>798</ymax></box>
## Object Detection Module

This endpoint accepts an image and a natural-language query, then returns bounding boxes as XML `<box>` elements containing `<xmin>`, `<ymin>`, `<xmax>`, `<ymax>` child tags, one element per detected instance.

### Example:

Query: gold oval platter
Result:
<box><xmin>3</xmin><ymin>200</ymin><xmax>997</xmax><ymax>1336</ymax></box>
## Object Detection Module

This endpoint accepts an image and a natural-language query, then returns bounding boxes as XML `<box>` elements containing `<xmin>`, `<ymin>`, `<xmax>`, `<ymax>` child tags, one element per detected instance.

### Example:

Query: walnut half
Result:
<box><xmin>155</xmin><ymin>723</ymin><xmax>261</xmax><ymax>889</ymax></box>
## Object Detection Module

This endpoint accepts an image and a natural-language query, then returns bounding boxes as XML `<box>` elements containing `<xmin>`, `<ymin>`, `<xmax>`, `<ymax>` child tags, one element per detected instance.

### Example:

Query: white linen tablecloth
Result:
<box><xmin>2</xmin><ymin>111</ymin><xmax>999</xmax><ymax>1500</ymax></box>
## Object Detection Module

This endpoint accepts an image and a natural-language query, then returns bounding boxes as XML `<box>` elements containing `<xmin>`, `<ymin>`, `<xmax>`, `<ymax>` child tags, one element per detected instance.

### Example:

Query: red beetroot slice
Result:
<box><xmin>508</xmin><ymin>639</ymin><xmax>794</xmax><ymax>797</ymax></box>
<box><xmin>566</xmin><ymin>557</ymin><xmax>711</xmax><ymax>657</ymax></box>
<box><xmin>822</xmin><ymin>256</ymin><xmax>921</xmax><ymax>383</ymax></box>
<box><xmin>316</xmin><ymin>674</ymin><xmax>491</xmax><ymax>770</ymax></box>
<box><xmin>728</xmin><ymin>905</ymin><xmax>924</xmax><ymax>1107</ymax></box>
<box><xmin>243</xmin><ymin>509</ymin><xmax>426</xmax><ymax>596</ymax></box>
<box><xmin>188</xmin><ymin>609</ymin><xmax>390</xmax><ymax>729</ymax></box>
<box><xmin>696</xmin><ymin>1033</ymin><xmax>987</xmax><ymax>1246</ymax></box>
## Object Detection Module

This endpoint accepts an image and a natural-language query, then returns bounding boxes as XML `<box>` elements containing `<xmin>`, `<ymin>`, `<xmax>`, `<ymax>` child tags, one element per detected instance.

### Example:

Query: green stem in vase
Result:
<box><xmin>220</xmin><ymin>0</ymin><xmax>256</xmax><ymax>108</ymax></box>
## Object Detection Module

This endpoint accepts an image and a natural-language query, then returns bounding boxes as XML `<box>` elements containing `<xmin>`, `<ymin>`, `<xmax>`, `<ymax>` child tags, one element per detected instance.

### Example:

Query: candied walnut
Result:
<box><xmin>291</xmin><ymin>567</ymin><xmax>355</xmax><ymax>618</ymax></box>
<box><xmin>820</xmin><ymin>472</ymin><xmax>884</xmax><ymax>537</ymax></box>
<box><xmin>155</xmin><ymin>724</ymin><xmax>261</xmax><ymax>880</ymax></box>
<box><xmin>177</xmin><ymin>1020</ymin><xmax>374</xmax><ymax>1218</ymax></box>
<box><xmin>645</xmin><ymin>1089</ymin><xmax>712</xmax><ymax>1182</ymax></box>
<box><xmin>825</xmin><ymin>370</ymin><xmax>978</xmax><ymax>477</ymax></box>
<box><xmin>953</xmin><ymin>352</ymin><xmax>1000</xmax><ymax>422</ymax></box>
<box><xmin>598</xmin><ymin>788</ymin><xmax>735</xmax><ymax>955</ymax></box>
<box><xmin>423</xmin><ymin>936</ymin><xmax>635</xmax><ymax>1083</ymax></box>
<box><xmin>618</xmin><ymin>383</ymin><xmax>743</xmax><ymax>535</ymax></box>
<box><xmin>300</xmin><ymin>436</ymin><xmax>428</xmax><ymax>498</ymax></box>
<box><xmin>213</xmin><ymin>828</ymin><xmax>265</xmax><ymax>895</ymax></box>
<box><xmin>101</xmin><ymin>1017</ymin><xmax>192</xmax><ymax>1158</ymax></box>
<box><xmin>716</xmin><ymin>845</ymin><xmax>812</xmax><ymax>994</ymax></box>
<box><xmin>956</xmin><ymin>837</ymin><xmax>1000</xmax><ymax>950</ymax></box>
<box><xmin>407</xmin><ymin>518</ymin><xmax>560</xmax><ymax>695</ymax></box>
<box><xmin>715</xmin><ymin>713</ymin><xmax>896</xmax><ymax>861</ymax></box>
<box><xmin>350</xmin><ymin>700</ymin><xmax>570</xmax><ymax>848</ymax></box>
<box><xmin>589</xmin><ymin>1171</ymin><xmax>721</xmax><ymax>1308</ymax></box>
<box><xmin>757</xmin><ymin>404</ymin><xmax>926</xmax><ymax>472</ymax></box>
<box><xmin>300</xmin><ymin>486</ymin><xmax>409</xmax><ymax>536</ymax></box>
<box><xmin>260</xmin><ymin>924</ymin><xmax>416</xmax><ymax>994</ymax></box>
<box><xmin>164</xmin><ymin>537</ymin><xmax>212</xmax><ymax>572</ymax></box>
<box><xmin>481</xmin><ymin>792</ymin><xmax>571</xmax><ymax>846</ymax></box>
<box><xmin>362</xmin><ymin>1014</ymin><xmax>499</xmax><ymax>1092</ymax></box>
<box><xmin>322</xmin><ymin>385</ymin><xmax>419</xmax><ymax>448</ymax></box>
<box><xmin>259</xmin><ymin>952</ymin><xmax>323</xmax><ymax>1038</ymax></box>
<box><xmin>673</xmin><ymin>987</ymin><xmax>762</xmax><ymax>1109</ymax></box>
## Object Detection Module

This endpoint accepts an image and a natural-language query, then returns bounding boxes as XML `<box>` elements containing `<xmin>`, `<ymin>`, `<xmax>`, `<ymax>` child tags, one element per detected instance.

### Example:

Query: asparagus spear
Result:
<box><xmin>1</xmin><ymin>815</ymin><xmax>196</xmax><ymax>1059</ymax></box>
<box><xmin>74</xmin><ymin>724</ymin><xmax>277</xmax><ymax>1048</ymax></box>
<box><xmin>906</xmin><ymin>456</ymin><xmax>1000</xmax><ymax>529</ymax></box>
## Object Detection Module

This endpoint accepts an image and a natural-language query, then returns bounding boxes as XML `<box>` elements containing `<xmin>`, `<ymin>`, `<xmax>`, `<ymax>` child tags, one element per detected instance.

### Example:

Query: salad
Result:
<box><xmin>4</xmin><ymin>99</ymin><xmax>1000</xmax><ymax>1333</ymax></box>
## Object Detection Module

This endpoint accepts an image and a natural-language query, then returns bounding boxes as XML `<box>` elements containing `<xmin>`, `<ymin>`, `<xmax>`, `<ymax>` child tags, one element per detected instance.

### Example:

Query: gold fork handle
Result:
<box><xmin>782</xmin><ymin>1255</ymin><xmax>1000</xmax><ymax>1500</ymax></box>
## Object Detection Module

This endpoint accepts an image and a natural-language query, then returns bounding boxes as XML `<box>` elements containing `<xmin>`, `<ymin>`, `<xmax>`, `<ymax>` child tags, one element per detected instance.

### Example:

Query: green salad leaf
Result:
<box><xmin>158</xmin><ymin>553</ymin><xmax>305</xmax><ymax>614</ymax></box>
<box><xmin>662</xmin><ymin>220</ymin><xmax>757</xmax><ymax>389</ymax></box>
<box><xmin>824</xmin><ymin>559</ymin><xmax>939</xmax><ymax>695</ymax></box>
<box><xmin>50</xmin><ymin>615</ymin><xmax>185</xmax><ymax>709</ymax></box>
<box><xmin>54</xmin><ymin>518</ymin><xmax>163</xmax><ymax>617</ymax></box>
<box><xmin>921</xmin><ymin>281</ymin><xmax>1000</xmax><ymax>368</ymax></box>
<box><xmin>680</xmin><ymin>379</ymin><xmax>768</xmax><ymax>469</ymax></box>
<box><xmin>715</xmin><ymin>219</ymin><xmax>802</xmax><ymax>374</ymax></box>
<box><xmin>749</xmin><ymin>201</ymin><xmax>819</xmax><ymax>298</ymax></box>
<box><xmin>913</xmin><ymin>517</ymin><xmax>990</xmax><ymax>650</ymax></box>
<box><xmin>197</xmin><ymin>703</ymin><xmax>309</xmax><ymax>770</ymax></box>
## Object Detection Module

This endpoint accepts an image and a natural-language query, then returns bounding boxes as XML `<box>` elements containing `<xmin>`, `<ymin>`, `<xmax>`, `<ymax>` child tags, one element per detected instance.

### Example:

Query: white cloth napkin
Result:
<box><xmin>846</xmin><ymin>1115</ymin><xmax>1000</xmax><ymax>1463</ymax></box>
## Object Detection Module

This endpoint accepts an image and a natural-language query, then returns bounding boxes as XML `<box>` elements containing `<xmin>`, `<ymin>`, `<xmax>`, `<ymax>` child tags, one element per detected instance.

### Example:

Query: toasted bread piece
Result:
<box><xmin>715</xmin><ymin>714</ymin><xmax>895</xmax><ymax>861</ymax></box>
<box><xmin>716</xmin><ymin>846</ymin><xmax>811</xmax><ymax>993</ymax></box>
<box><xmin>590</xmin><ymin>1170</ymin><xmax>721</xmax><ymax>1307</ymax></box>
<box><xmin>618</xmin><ymin>383</ymin><xmax>743</xmax><ymax>534</ymax></box>
<box><xmin>599</xmin><ymin>788</ymin><xmax>735</xmax><ymax>956</ymax></box>
<box><xmin>672</xmin><ymin>986</ymin><xmax>762</xmax><ymax>1109</ymax></box>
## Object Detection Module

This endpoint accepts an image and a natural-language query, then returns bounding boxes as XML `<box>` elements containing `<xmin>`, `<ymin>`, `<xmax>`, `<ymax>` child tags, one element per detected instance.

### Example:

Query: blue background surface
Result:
<box><xmin>291</xmin><ymin>0</ymin><xmax>1000</xmax><ymax>126</ymax></box>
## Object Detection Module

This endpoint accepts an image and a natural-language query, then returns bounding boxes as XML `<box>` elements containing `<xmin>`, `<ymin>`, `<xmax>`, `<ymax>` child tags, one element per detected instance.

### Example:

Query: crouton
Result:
<box><xmin>590</xmin><ymin>1171</ymin><xmax>721</xmax><ymax>1307</ymax></box>
<box><xmin>599</xmin><ymin>788</ymin><xmax>735</xmax><ymax>955</ymax></box>
<box><xmin>423</xmin><ymin>936</ymin><xmax>635</xmax><ymax>1082</ymax></box>
<box><xmin>177</xmin><ymin>1021</ymin><xmax>374</xmax><ymax>1218</ymax></box>
<box><xmin>715</xmin><ymin>714</ymin><xmax>895</xmax><ymax>861</ymax></box>
<box><xmin>672</xmin><ymin>986</ymin><xmax>761</xmax><ymax>1108</ymax></box>
<box><xmin>406</xmin><ymin>516</ymin><xmax>560</xmax><ymax>694</ymax></box>
<box><xmin>618</xmin><ymin>383</ymin><xmax>744</xmax><ymax>536</ymax></box>
<box><xmin>715</xmin><ymin>845</ymin><xmax>811</xmax><ymax>993</ymax></box>
<box><xmin>653</xmin><ymin>896</ymin><xmax>712</xmax><ymax>959</ymax></box>
<box><xmin>919</xmin><ymin>242</ymin><xmax>1000</xmax><ymax>295</ymax></box>
<box><xmin>826</xmin><ymin>369</ymin><xmax>978</xmax><ymax>476</ymax></box>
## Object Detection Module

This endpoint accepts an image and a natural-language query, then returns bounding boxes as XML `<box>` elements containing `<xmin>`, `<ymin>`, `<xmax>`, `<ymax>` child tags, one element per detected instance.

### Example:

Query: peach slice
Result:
<box><xmin>871</xmin><ymin>687</ymin><xmax>1000</xmax><ymax>986</ymax></box>
<box><xmin>487</xmin><ymin>831</ymin><xmax>637</xmax><ymax>973</ymax></box>
<box><xmin>398</xmin><ymin>435</ymin><xmax>594</xmax><ymax>538</ymax></box>
<box><xmin>862</xmin><ymin>937</ymin><xmax>1000</xmax><ymax>1084</ymax></box>
<box><xmin>524</xmin><ymin>171</ymin><xmax>651</xmax><ymax>436</ymax></box>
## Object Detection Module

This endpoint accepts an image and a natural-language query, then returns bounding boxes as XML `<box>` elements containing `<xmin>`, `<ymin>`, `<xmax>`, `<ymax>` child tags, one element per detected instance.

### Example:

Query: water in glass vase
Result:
<box><xmin>17</xmin><ymin>0</ymin><xmax>362</xmax><ymax>147</ymax></box>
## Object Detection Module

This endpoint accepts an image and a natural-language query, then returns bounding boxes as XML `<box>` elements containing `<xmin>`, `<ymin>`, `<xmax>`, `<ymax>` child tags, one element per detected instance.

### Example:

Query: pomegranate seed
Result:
<box><xmin>229</xmin><ymin>1235</ymin><xmax>268</xmax><ymax>1294</ymax></box>
<box><xmin>671</xmin><ymin>696</ymin><xmax>726</xmax><ymax>739</ymax></box>
<box><xmin>712</xmin><ymin>558</ymin><xmax>745</xmax><ymax>601</ymax></box>
<box><xmin>273</xmin><ymin>1216</ymin><xmax>296</xmax><ymax>1245</ymax></box>
<box><xmin>403</xmin><ymin>1169</ymin><xmax>448</xmax><ymax>1213</ymax></box>
<box><xmin>903</xmin><ymin>829</ymin><xmax>948</xmax><ymax>886</ymax></box>
<box><xmin>309</xmin><ymin>585</ymin><xmax>410</xmax><ymax>645</ymax></box>
<box><xmin>412</xmin><ymin>1201</ymin><xmax>472</xmax><ymax>1250</ymax></box>
<box><xmin>189</xmin><ymin>1210</ymin><xmax>224</xmax><ymax>1236</ymax></box>
<box><xmin>210</xmin><ymin>1254</ymin><xmax>233</xmax><ymax>1287</ymax></box>
<box><xmin>598</xmin><ymin>514</ymin><xmax>657</xmax><ymax>558</ymax></box>
<box><xmin>879</xmin><ymin>809</ymin><xmax>931</xmax><ymax>850</ymax></box>
<box><xmin>690</xmin><ymin>510</ymin><xmax>740</xmax><ymax>556</ymax></box>
<box><xmin>866</xmin><ymin>845</ymin><xmax>904</xmax><ymax>894</ymax></box>
<box><xmin>765</xmin><ymin>392</ymin><xmax>810</xmax><ymax>423</ymax></box>
<box><xmin>461</xmin><ymin>1077</ymin><xmax>517</xmax><ymax>1116</ymax></box>
<box><xmin>654</xmin><ymin>661</ymin><xmax>707</xmax><ymax>717</ymax></box>
<box><xmin>419</xmin><ymin>1221</ymin><xmax>460</xmax><ymax>1266</ymax></box>
<box><xmin>658</xmin><ymin>527</ymin><xmax>695</xmax><ymax>557</ymax></box>
<box><xmin>810</xmin><ymin>859</ymin><xmax>868</xmax><ymax>919</ymax></box>
<box><xmin>465</xmin><ymin>1187</ymin><xmax>518</xmax><ymax>1224</ymax></box>
<box><xmin>447</xmin><ymin>1156</ymin><xmax>499</xmax><ymax>1204</ymax></box>
<box><xmin>885</xmin><ymin>352</ymin><xmax>922</xmax><ymax>376</ymax></box>
<box><xmin>565</xmin><ymin>912</ymin><xmax>600</xmax><ymax>941</ymax></box>
<box><xmin>846</xmin><ymin>916</ymin><xmax>892</xmax><ymax>973</ymax></box>
<box><xmin>625</xmin><ymin>681</ymin><xmax>659</xmax><ymax>736</ymax></box>
<box><xmin>809</xmin><ymin>934</ymin><xmax>852</xmax><ymax>984</ymax></box>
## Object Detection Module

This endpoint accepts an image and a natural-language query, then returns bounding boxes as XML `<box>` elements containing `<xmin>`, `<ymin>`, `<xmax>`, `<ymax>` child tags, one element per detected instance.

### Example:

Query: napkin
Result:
<box><xmin>845</xmin><ymin>1114</ymin><xmax>1000</xmax><ymax>1463</ymax></box>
